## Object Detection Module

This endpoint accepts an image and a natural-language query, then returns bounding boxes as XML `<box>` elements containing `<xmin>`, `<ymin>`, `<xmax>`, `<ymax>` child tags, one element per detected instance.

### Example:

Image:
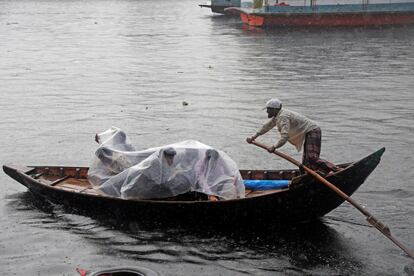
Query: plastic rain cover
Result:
<box><xmin>87</xmin><ymin>127</ymin><xmax>245</xmax><ymax>200</ymax></box>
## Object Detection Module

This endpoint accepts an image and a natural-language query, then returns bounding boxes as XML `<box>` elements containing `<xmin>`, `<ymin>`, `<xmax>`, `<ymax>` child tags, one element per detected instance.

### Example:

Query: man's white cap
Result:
<box><xmin>264</xmin><ymin>98</ymin><xmax>282</xmax><ymax>109</ymax></box>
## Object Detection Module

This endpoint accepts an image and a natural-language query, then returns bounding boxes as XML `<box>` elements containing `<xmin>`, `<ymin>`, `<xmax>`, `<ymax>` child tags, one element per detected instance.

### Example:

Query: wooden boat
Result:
<box><xmin>3</xmin><ymin>148</ymin><xmax>384</xmax><ymax>227</ymax></box>
<box><xmin>225</xmin><ymin>1</ymin><xmax>414</xmax><ymax>27</ymax></box>
<box><xmin>199</xmin><ymin>0</ymin><xmax>241</xmax><ymax>14</ymax></box>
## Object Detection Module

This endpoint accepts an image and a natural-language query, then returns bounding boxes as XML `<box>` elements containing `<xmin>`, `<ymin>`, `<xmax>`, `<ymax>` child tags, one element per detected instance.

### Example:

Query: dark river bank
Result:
<box><xmin>1</xmin><ymin>0</ymin><xmax>413</xmax><ymax>275</ymax></box>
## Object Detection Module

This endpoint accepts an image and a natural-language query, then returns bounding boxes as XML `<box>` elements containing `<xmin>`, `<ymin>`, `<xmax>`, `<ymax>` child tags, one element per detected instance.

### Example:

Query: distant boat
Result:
<box><xmin>199</xmin><ymin>0</ymin><xmax>241</xmax><ymax>14</ymax></box>
<box><xmin>225</xmin><ymin>1</ymin><xmax>414</xmax><ymax>27</ymax></box>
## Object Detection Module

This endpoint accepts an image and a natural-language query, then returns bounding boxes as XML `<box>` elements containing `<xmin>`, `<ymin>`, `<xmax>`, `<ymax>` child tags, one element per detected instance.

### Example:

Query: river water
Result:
<box><xmin>1</xmin><ymin>0</ymin><xmax>414</xmax><ymax>275</ymax></box>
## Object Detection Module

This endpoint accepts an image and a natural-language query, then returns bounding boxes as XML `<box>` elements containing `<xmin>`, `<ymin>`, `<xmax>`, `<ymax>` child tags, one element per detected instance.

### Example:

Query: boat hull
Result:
<box><xmin>244</xmin><ymin>12</ymin><xmax>414</xmax><ymax>27</ymax></box>
<box><xmin>3</xmin><ymin>148</ymin><xmax>385</xmax><ymax>228</ymax></box>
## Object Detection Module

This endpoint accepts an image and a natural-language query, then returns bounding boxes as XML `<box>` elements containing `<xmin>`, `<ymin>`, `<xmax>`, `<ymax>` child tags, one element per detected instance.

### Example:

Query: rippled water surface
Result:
<box><xmin>1</xmin><ymin>0</ymin><xmax>414</xmax><ymax>275</ymax></box>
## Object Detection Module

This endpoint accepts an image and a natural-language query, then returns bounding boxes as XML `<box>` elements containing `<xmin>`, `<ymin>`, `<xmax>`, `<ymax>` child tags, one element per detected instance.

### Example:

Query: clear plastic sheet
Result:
<box><xmin>88</xmin><ymin>127</ymin><xmax>245</xmax><ymax>200</ymax></box>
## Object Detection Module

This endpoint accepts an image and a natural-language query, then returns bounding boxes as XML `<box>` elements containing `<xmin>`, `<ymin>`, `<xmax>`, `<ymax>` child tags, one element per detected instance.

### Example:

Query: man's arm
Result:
<box><xmin>247</xmin><ymin>118</ymin><xmax>277</xmax><ymax>143</ymax></box>
<box><xmin>268</xmin><ymin>117</ymin><xmax>290</xmax><ymax>152</ymax></box>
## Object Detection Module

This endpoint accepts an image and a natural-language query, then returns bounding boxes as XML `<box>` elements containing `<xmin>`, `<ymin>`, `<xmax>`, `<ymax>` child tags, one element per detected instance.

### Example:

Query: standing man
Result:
<box><xmin>247</xmin><ymin>98</ymin><xmax>339</xmax><ymax>175</ymax></box>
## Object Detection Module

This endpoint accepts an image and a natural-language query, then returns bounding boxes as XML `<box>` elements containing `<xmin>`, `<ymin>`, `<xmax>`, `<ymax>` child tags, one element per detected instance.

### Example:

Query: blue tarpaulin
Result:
<box><xmin>243</xmin><ymin>180</ymin><xmax>289</xmax><ymax>190</ymax></box>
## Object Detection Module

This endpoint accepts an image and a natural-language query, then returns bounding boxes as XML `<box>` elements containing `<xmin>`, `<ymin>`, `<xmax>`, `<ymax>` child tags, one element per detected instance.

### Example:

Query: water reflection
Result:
<box><xmin>7</xmin><ymin>192</ymin><xmax>363</xmax><ymax>275</ymax></box>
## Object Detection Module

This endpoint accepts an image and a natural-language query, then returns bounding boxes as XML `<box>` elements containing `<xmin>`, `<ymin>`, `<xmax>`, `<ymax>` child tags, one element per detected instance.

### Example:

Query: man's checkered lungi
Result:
<box><xmin>302</xmin><ymin>127</ymin><xmax>337</xmax><ymax>173</ymax></box>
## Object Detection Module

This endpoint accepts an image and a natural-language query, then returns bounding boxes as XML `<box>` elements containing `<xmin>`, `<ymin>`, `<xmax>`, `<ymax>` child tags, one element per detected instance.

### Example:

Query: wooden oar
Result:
<box><xmin>248</xmin><ymin>139</ymin><xmax>414</xmax><ymax>259</ymax></box>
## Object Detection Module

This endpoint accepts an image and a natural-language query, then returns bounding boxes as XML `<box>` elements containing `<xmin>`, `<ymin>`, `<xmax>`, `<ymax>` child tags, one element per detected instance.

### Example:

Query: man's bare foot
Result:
<box><xmin>332</xmin><ymin>165</ymin><xmax>341</xmax><ymax>172</ymax></box>
<box><xmin>326</xmin><ymin>171</ymin><xmax>335</xmax><ymax>177</ymax></box>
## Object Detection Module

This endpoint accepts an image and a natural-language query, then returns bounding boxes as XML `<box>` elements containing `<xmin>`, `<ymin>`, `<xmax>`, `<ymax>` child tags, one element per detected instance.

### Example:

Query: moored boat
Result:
<box><xmin>225</xmin><ymin>1</ymin><xmax>414</xmax><ymax>27</ymax></box>
<box><xmin>3</xmin><ymin>148</ymin><xmax>385</xmax><ymax>227</ymax></box>
<box><xmin>199</xmin><ymin>0</ymin><xmax>241</xmax><ymax>14</ymax></box>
